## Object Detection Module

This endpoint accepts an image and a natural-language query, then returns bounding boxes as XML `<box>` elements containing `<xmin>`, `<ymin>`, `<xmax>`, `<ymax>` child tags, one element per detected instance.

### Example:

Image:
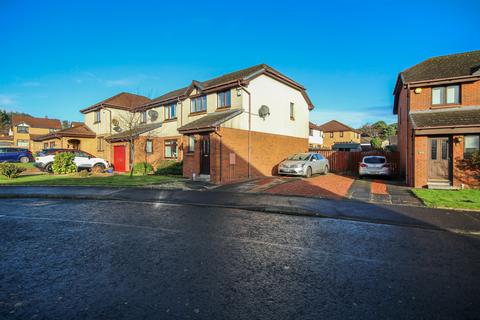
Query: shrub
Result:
<box><xmin>155</xmin><ymin>160</ymin><xmax>183</xmax><ymax>176</ymax></box>
<box><xmin>0</xmin><ymin>163</ymin><xmax>26</xmax><ymax>179</ymax></box>
<box><xmin>52</xmin><ymin>152</ymin><xmax>77</xmax><ymax>174</ymax></box>
<box><xmin>370</xmin><ymin>137</ymin><xmax>383</xmax><ymax>150</ymax></box>
<box><xmin>133</xmin><ymin>162</ymin><xmax>154</xmax><ymax>176</ymax></box>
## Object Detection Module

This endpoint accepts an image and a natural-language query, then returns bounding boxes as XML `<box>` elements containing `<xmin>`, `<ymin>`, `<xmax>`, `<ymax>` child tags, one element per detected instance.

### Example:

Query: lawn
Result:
<box><xmin>0</xmin><ymin>173</ymin><xmax>182</xmax><ymax>187</ymax></box>
<box><xmin>412</xmin><ymin>189</ymin><xmax>480</xmax><ymax>210</ymax></box>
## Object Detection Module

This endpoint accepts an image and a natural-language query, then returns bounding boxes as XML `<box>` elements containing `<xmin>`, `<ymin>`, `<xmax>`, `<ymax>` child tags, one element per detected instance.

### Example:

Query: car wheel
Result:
<box><xmin>92</xmin><ymin>163</ymin><xmax>105</xmax><ymax>173</ymax></box>
<box><xmin>19</xmin><ymin>156</ymin><xmax>29</xmax><ymax>163</ymax></box>
<box><xmin>45</xmin><ymin>163</ymin><xmax>53</xmax><ymax>173</ymax></box>
<box><xmin>305</xmin><ymin>167</ymin><xmax>312</xmax><ymax>178</ymax></box>
<box><xmin>323</xmin><ymin>165</ymin><xmax>329</xmax><ymax>175</ymax></box>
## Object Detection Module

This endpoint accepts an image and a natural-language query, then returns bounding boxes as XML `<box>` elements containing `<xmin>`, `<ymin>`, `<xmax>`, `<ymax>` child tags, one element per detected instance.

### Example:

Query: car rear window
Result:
<box><xmin>364</xmin><ymin>157</ymin><xmax>386</xmax><ymax>164</ymax></box>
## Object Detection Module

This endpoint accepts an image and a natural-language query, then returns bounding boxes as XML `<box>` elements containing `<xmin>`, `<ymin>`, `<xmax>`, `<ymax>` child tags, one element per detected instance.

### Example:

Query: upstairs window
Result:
<box><xmin>140</xmin><ymin>111</ymin><xmax>147</xmax><ymax>123</ymax></box>
<box><xmin>49</xmin><ymin>128</ymin><xmax>56</xmax><ymax>133</ymax></box>
<box><xmin>290</xmin><ymin>102</ymin><xmax>295</xmax><ymax>120</ymax></box>
<box><xmin>191</xmin><ymin>95</ymin><xmax>207</xmax><ymax>113</ymax></box>
<box><xmin>432</xmin><ymin>85</ymin><xmax>460</xmax><ymax>105</ymax></box>
<box><xmin>340</xmin><ymin>131</ymin><xmax>344</xmax><ymax>137</ymax></box>
<box><xmin>97</xmin><ymin>137</ymin><xmax>104</xmax><ymax>151</ymax></box>
<box><xmin>94</xmin><ymin>110</ymin><xmax>101</xmax><ymax>123</ymax></box>
<box><xmin>17</xmin><ymin>125</ymin><xmax>29</xmax><ymax>133</ymax></box>
<box><xmin>330</xmin><ymin>132</ymin><xmax>334</xmax><ymax>138</ymax></box>
<box><xmin>217</xmin><ymin>90</ymin><xmax>231</xmax><ymax>108</ymax></box>
<box><xmin>165</xmin><ymin>103</ymin><xmax>176</xmax><ymax>120</ymax></box>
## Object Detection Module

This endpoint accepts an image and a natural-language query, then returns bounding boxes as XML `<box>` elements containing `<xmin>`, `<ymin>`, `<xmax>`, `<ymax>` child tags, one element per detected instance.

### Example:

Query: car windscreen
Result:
<box><xmin>364</xmin><ymin>157</ymin><xmax>386</xmax><ymax>164</ymax></box>
<box><xmin>287</xmin><ymin>154</ymin><xmax>310</xmax><ymax>161</ymax></box>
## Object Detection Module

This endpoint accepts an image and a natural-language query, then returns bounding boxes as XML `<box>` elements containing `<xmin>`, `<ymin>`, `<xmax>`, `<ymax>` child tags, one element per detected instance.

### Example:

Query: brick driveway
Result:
<box><xmin>217</xmin><ymin>174</ymin><xmax>423</xmax><ymax>206</ymax></box>
<box><xmin>265</xmin><ymin>174</ymin><xmax>354</xmax><ymax>199</ymax></box>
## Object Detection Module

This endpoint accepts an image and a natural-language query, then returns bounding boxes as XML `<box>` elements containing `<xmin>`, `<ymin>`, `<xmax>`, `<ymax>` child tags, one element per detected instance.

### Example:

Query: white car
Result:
<box><xmin>359</xmin><ymin>156</ymin><xmax>391</xmax><ymax>178</ymax></box>
<box><xmin>34</xmin><ymin>149</ymin><xmax>110</xmax><ymax>173</ymax></box>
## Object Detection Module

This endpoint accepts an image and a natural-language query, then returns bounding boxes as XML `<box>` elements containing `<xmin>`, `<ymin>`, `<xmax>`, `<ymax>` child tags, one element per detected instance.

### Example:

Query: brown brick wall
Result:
<box><xmin>413</xmin><ymin>136</ymin><xmax>428</xmax><ymax>188</ymax></box>
<box><xmin>182</xmin><ymin>127</ymin><xmax>308</xmax><ymax>184</ymax></box>
<box><xmin>410</xmin><ymin>80</ymin><xmax>480</xmax><ymax>111</ymax></box>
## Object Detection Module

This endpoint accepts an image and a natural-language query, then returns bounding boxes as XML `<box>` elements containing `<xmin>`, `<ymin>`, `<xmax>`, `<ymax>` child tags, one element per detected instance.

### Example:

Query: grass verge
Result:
<box><xmin>0</xmin><ymin>173</ymin><xmax>182</xmax><ymax>187</ymax></box>
<box><xmin>412</xmin><ymin>189</ymin><xmax>480</xmax><ymax>210</ymax></box>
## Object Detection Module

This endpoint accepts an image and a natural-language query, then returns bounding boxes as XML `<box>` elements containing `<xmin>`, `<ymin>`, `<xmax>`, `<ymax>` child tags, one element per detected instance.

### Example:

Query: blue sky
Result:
<box><xmin>0</xmin><ymin>0</ymin><xmax>479</xmax><ymax>128</ymax></box>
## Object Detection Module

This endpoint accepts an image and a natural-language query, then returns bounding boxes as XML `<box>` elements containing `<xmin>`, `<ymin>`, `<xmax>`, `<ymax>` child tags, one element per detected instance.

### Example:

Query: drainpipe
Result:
<box><xmin>237</xmin><ymin>81</ymin><xmax>252</xmax><ymax>179</ymax></box>
<box><xmin>405</xmin><ymin>84</ymin><xmax>410</xmax><ymax>186</ymax></box>
<box><xmin>214</xmin><ymin>130</ymin><xmax>223</xmax><ymax>183</ymax></box>
<box><xmin>103</xmin><ymin>106</ymin><xmax>112</xmax><ymax>161</ymax></box>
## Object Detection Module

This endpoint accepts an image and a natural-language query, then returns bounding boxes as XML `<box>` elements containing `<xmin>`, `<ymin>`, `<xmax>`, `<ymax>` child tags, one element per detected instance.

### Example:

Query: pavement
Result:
<box><xmin>1</xmin><ymin>198</ymin><xmax>479</xmax><ymax>319</ymax></box>
<box><xmin>1</xmin><ymin>186</ymin><xmax>480</xmax><ymax>235</ymax></box>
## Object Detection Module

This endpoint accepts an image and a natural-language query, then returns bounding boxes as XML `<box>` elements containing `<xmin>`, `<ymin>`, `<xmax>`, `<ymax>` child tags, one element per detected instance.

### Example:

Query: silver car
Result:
<box><xmin>278</xmin><ymin>153</ymin><xmax>329</xmax><ymax>178</ymax></box>
<box><xmin>359</xmin><ymin>156</ymin><xmax>391</xmax><ymax>178</ymax></box>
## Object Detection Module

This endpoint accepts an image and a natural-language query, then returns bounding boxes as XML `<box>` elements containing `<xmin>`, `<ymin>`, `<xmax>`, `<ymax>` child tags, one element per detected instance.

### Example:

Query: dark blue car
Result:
<box><xmin>0</xmin><ymin>147</ymin><xmax>34</xmax><ymax>163</ymax></box>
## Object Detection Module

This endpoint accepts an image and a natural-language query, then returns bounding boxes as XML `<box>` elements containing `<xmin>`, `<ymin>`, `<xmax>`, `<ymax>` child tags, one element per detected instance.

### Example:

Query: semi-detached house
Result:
<box><xmin>394</xmin><ymin>50</ymin><xmax>480</xmax><ymax>188</ymax></box>
<box><xmin>79</xmin><ymin>64</ymin><xmax>314</xmax><ymax>183</ymax></box>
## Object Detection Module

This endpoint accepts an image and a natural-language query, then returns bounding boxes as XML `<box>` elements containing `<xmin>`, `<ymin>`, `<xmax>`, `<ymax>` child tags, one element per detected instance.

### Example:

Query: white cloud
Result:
<box><xmin>0</xmin><ymin>94</ymin><xmax>16</xmax><ymax>106</ymax></box>
<box><xmin>311</xmin><ymin>106</ymin><xmax>397</xmax><ymax>128</ymax></box>
<box><xmin>104</xmin><ymin>79</ymin><xmax>134</xmax><ymax>87</ymax></box>
<box><xmin>21</xmin><ymin>81</ymin><xmax>41</xmax><ymax>87</ymax></box>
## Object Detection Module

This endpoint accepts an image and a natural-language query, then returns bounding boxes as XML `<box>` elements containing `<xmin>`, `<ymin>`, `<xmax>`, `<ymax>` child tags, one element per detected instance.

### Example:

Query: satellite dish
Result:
<box><xmin>113</xmin><ymin>126</ymin><xmax>122</xmax><ymax>133</ymax></box>
<box><xmin>148</xmin><ymin>110</ymin><xmax>159</xmax><ymax>121</ymax></box>
<box><xmin>258</xmin><ymin>105</ymin><xmax>270</xmax><ymax>119</ymax></box>
<box><xmin>112</xmin><ymin>118</ymin><xmax>119</xmax><ymax>127</ymax></box>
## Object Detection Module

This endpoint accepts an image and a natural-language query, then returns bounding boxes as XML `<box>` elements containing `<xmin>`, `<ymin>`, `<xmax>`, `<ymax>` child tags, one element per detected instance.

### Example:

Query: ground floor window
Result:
<box><xmin>164</xmin><ymin>139</ymin><xmax>177</xmax><ymax>159</ymax></box>
<box><xmin>50</xmin><ymin>141</ymin><xmax>55</xmax><ymax>148</ymax></box>
<box><xmin>464</xmin><ymin>135</ymin><xmax>480</xmax><ymax>157</ymax></box>
<box><xmin>187</xmin><ymin>135</ymin><xmax>195</xmax><ymax>153</ymax></box>
<box><xmin>97</xmin><ymin>137</ymin><xmax>104</xmax><ymax>151</ymax></box>
<box><xmin>43</xmin><ymin>143</ymin><xmax>48</xmax><ymax>149</ymax></box>
<box><xmin>146</xmin><ymin>139</ymin><xmax>153</xmax><ymax>154</ymax></box>
<box><xmin>16</xmin><ymin>139</ymin><xmax>29</xmax><ymax>147</ymax></box>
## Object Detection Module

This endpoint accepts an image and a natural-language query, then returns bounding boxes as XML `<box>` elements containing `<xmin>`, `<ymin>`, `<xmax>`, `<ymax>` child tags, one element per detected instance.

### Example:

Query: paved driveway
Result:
<box><xmin>217</xmin><ymin>174</ymin><xmax>422</xmax><ymax>206</ymax></box>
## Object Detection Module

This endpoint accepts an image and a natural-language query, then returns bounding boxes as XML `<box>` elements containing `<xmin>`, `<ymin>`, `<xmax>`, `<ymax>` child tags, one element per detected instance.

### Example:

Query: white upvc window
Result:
<box><xmin>165</xmin><ymin>103</ymin><xmax>176</xmax><ymax>120</ymax></box>
<box><xmin>432</xmin><ymin>85</ymin><xmax>460</xmax><ymax>105</ymax></box>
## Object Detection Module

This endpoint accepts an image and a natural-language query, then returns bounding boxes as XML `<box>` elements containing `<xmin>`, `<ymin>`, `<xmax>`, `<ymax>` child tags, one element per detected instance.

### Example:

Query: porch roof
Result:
<box><xmin>410</xmin><ymin>106</ymin><xmax>480</xmax><ymax>129</ymax></box>
<box><xmin>177</xmin><ymin>109</ymin><xmax>243</xmax><ymax>134</ymax></box>
<box><xmin>105</xmin><ymin>122</ymin><xmax>162</xmax><ymax>142</ymax></box>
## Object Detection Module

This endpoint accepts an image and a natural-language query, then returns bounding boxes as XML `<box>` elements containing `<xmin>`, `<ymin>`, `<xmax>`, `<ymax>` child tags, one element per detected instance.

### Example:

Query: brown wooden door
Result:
<box><xmin>200</xmin><ymin>134</ymin><xmax>210</xmax><ymax>175</ymax></box>
<box><xmin>428</xmin><ymin>137</ymin><xmax>450</xmax><ymax>180</ymax></box>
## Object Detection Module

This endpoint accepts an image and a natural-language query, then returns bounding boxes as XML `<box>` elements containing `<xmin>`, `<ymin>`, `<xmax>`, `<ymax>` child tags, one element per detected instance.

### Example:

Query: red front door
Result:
<box><xmin>113</xmin><ymin>145</ymin><xmax>127</xmax><ymax>172</ymax></box>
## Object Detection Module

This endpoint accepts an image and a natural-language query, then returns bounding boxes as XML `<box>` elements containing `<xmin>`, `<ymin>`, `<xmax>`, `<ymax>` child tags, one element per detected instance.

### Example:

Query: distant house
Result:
<box><xmin>33</xmin><ymin>124</ymin><xmax>96</xmax><ymax>153</ymax></box>
<box><xmin>394</xmin><ymin>50</ymin><xmax>480</xmax><ymax>188</ymax></box>
<box><xmin>11</xmin><ymin>115</ymin><xmax>62</xmax><ymax>151</ymax></box>
<box><xmin>308</xmin><ymin>122</ymin><xmax>323</xmax><ymax>149</ymax></box>
<box><xmin>332</xmin><ymin>142</ymin><xmax>362</xmax><ymax>152</ymax></box>
<box><xmin>360</xmin><ymin>137</ymin><xmax>372</xmax><ymax>151</ymax></box>
<box><xmin>318</xmin><ymin>120</ymin><xmax>361</xmax><ymax>149</ymax></box>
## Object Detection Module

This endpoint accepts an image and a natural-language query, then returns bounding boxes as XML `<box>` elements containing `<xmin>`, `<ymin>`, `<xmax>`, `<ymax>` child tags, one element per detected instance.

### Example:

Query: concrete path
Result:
<box><xmin>1</xmin><ymin>186</ymin><xmax>480</xmax><ymax>235</ymax></box>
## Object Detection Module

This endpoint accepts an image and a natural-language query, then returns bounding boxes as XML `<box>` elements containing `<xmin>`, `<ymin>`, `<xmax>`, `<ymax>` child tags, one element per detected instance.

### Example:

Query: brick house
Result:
<box><xmin>32</xmin><ymin>124</ymin><xmax>96</xmax><ymax>154</ymax></box>
<box><xmin>11</xmin><ymin>115</ymin><xmax>62</xmax><ymax>151</ymax></box>
<box><xmin>394</xmin><ymin>50</ymin><xmax>480</xmax><ymax>188</ymax></box>
<box><xmin>80</xmin><ymin>64</ymin><xmax>314</xmax><ymax>182</ymax></box>
<box><xmin>318</xmin><ymin>120</ymin><xmax>361</xmax><ymax>149</ymax></box>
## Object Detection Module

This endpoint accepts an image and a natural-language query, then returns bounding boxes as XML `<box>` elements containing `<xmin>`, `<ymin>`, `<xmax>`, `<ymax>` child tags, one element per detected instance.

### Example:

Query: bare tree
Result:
<box><xmin>118</xmin><ymin>111</ymin><xmax>143</xmax><ymax>177</ymax></box>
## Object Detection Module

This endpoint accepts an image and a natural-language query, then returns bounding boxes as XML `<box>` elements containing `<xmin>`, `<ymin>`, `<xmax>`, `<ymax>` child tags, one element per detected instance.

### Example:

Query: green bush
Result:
<box><xmin>370</xmin><ymin>137</ymin><xmax>383</xmax><ymax>150</ymax></box>
<box><xmin>52</xmin><ymin>152</ymin><xmax>77</xmax><ymax>174</ymax></box>
<box><xmin>0</xmin><ymin>163</ymin><xmax>26</xmax><ymax>179</ymax></box>
<box><xmin>133</xmin><ymin>162</ymin><xmax>154</xmax><ymax>176</ymax></box>
<box><xmin>155</xmin><ymin>160</ymin><xmax>183</xmax><ymax>176</ymax></box>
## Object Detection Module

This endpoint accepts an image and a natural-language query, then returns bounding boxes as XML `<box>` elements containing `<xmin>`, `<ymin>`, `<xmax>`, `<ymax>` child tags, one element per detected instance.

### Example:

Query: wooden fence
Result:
<box><xmin>309</xmin><ymin>150</ymin><xmax>401</xmax><ymax>176</ymax></box>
